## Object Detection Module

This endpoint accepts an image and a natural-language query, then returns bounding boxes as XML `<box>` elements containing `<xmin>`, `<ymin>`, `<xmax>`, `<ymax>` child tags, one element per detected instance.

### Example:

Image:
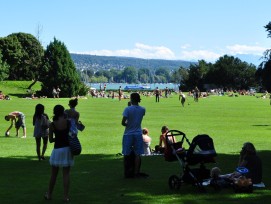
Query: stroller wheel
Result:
<box><xmin>168</xmin><ymin>175</ymin><xmax>181</xmax><ymax>190</ymax></box>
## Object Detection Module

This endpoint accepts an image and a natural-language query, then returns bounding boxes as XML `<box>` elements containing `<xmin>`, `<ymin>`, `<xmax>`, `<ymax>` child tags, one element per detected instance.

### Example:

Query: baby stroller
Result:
<box><xmin>165</xmin><ymin>130</ymin><xmax>217</xmax><ymax>191</ymax></box>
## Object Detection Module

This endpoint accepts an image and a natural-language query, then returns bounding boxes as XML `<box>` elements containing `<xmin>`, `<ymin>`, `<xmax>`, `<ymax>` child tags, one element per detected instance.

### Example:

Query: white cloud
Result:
<box><xmin>226</xmin><ymin>44</ymin><xmax>267</xmax><ymax>55</ymax></box>
<box><xmin>180</xmin><ymin>50</ymin><xmax>221</xmax><ymax>62</ymax></box>
<box><xmin>75</xmin><ymin>43</ymin><xmax>175</xmax><ymax>60</ymax></box>
<box><xmin>180</xmin><ymin>43</ymin><xmax>191</xmax><ymax>49</ymax></box>
<box><xmin>72</xmin><ymin>43</ymin><xmax>267</xmax><ymax>64</ymax></box>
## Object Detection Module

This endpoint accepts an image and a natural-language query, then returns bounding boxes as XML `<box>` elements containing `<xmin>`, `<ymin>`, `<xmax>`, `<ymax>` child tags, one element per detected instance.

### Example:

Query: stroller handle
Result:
<box><xmin>165</xmin><ymin>130</ymin><xmax>191</xmax><ymax>146</ymax></box>
<box><xmin>165</xmin><ymin>130</ymin><xmax>186</xmax><ymax>137</ymax></box>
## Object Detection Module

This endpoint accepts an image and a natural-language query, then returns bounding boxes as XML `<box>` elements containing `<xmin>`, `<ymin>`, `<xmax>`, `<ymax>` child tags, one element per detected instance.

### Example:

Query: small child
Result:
<box><xmin>210</xmin><ymin>167</ymin><xmax>231</xmax><ymax>189</ymax></box>
<box><xmin>210</xmin><ymin>167</ymin><xmax>221</xmax><ymax>179</ymax></box>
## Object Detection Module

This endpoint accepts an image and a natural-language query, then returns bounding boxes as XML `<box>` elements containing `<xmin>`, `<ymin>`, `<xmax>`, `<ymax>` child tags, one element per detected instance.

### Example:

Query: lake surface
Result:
<box><xmin>88</xmin><ymin>83</ymin><xmax>179</xmax><ymax>90</ymax></box>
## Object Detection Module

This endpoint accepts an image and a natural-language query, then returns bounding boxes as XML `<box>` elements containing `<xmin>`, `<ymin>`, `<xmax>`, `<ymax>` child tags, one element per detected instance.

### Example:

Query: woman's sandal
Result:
<box><xmin>63</xmin><ymin>198</ymin><xmax>70</xmax><ymax>202</ymax></box>
<box><xmin>44</xmin><ymin>192</ymin><xmax>52</xmax><ymax>200</ymax></box>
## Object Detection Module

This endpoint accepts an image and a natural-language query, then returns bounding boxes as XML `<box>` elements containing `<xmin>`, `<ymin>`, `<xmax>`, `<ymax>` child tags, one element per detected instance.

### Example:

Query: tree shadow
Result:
<box><xmin>0</xmin><ymin>151</ymin><xmax>270</xmax><ymax>203</ymax></box>
<box><xmin>8</xmin><ymin>93</ymin><xmax>30</xmax><ymax>98</ymax></box>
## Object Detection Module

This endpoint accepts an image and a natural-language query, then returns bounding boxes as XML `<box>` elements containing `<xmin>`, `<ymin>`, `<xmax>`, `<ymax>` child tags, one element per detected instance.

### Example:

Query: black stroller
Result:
<box><xmin>164</xmin><ymin>130</ymin><xmax>217</xmax><ymax>190</ymax></box>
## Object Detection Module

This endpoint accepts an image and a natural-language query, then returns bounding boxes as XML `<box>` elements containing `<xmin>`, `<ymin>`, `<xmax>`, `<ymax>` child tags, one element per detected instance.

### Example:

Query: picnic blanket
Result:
<box><xmin>202</xmin><ymin>179</ymin><xmax>265</xmax><ymax>188</ymax></box>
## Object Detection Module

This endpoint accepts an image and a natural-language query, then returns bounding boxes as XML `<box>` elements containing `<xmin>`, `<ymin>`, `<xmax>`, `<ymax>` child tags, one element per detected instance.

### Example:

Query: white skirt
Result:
<box><xmin>49</xmin><ymin>146</ymin><xmax>74</xmax><ymax>167</ymax></box>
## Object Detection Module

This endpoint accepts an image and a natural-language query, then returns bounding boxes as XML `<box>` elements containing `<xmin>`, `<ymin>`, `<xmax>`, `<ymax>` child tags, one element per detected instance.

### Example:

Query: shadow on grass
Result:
<box><xmin>8</xmin><ymin>93</ymin><xmax>29</xmax><ymax>98</ymax></box>
<box><xmin>0</xmin><ymin>152</ymin><xmax>270</xmax><ymax>204</ymax></box>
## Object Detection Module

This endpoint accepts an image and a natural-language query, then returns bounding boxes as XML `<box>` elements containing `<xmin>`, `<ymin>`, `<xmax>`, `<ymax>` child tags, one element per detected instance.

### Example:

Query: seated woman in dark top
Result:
<box><xmin>221</xmin><ymin>142</ymin><xmax>263</xmax><ymax>184</ymax></box>
<box><xmin>211</xmin><ymin>142</ymin><xmax>262</xmax><ymax>187</ymax></box>
<box><xmin>237</xmin><ymin>142</ymin><xmax>262</xmax><ymax>184</ymax></box>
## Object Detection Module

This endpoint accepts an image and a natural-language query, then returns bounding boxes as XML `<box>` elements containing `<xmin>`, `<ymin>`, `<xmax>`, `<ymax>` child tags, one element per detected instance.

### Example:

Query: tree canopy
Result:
<box><xmin>174</xmin><ymin>56</ymin><xmax>257</xmax><ymax>91</ymax></box>
<box><xmin>0</xmin><ymin>32</ymin><xmax>44</xmax><ymax>81</ymax></box>
<box><xmin>0</xmin><ymin>50</ymin><xmax>9</xmax><ymax>81</ymax></box>
<box><xmin>41</xmin><ymin>38</ymin><xmax>88</xmax><ymax>97</ymax></box>
<box><xmin>256</xmin><ymin>21</ymin><xmax>271</xmax><ymax>92</ymax></box>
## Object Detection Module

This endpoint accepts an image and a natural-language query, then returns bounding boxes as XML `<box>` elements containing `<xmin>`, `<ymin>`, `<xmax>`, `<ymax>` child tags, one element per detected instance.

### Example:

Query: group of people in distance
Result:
<box><xmin>52</xmin><ymin>86</ymin><xmax>61</xmax><ymax>98</ymax></box>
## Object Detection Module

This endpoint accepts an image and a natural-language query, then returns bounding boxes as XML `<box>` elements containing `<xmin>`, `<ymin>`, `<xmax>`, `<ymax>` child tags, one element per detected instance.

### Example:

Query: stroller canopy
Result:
<box><xmin>186</xmin><ymin>134</ymin><xmax>217</xmax><ymax>165</ymax></box>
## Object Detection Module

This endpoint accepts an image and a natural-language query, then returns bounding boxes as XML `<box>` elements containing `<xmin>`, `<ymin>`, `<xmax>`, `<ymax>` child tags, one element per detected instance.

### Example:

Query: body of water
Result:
<box><xmin>88</xmin><ymin>83</ymin><xmax>179</xmax><ymax>91</ymax></box>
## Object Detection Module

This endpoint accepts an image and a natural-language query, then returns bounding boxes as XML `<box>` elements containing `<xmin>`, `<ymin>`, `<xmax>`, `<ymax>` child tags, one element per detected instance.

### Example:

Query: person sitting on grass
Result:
<box><xmin>211</xmin><ymin>142</ymin><xmax>263</xmax><ymax>187</ymax></box>
<box><xmin>0</xmin><ymin>90</ymin><xmax>5</xmax><ymax>100</ymax></box>
<box><xmin>142</xmin><ymin>128</ymin><xmax>152</xmax><ymax>155</ymax></box>
<box><xmin>155</xmin><ymin>125</ymin><xmax>174</xmax><ymax>153</ymax></box>
<box><xmin>229</xmin><ymin>142</ymin><xmax>262</xmax><ymax>184</ymax></box>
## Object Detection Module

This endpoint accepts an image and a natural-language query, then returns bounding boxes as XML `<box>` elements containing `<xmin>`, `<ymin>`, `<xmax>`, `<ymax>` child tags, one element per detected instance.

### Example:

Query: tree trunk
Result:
<box><xmin>27</xmin><ymin>79</ymin><xmax>37</xmax><ymax>90</ymax></box>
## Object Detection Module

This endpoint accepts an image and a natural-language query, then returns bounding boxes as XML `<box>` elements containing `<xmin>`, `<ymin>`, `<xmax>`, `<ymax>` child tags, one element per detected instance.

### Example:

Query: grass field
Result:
<box><xmin>0</xmin><ymin>81</ymin><xmax>271</xmax><ymax>203</ymax></box>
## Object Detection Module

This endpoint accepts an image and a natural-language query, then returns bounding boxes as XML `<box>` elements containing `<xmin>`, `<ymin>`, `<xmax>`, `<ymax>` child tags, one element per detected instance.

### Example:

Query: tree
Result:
<box><xmin>41</xmin><ymin>38</ymin><xmax>88</xmax><ymax>97</ymax></box>
<box><xmin>122</xmin><ymin>67</ymin><xmax>138</xmax><ymax>83</ymax></box>
<box><xmin>109</xmin><ymin>69</ymin><xmax>122</xmax><ymax>83</ymax></box>
<box><xmin>155</xmin><ymin>68</ymin><xmax>170</xmax><ymax>82</ymax></box>
<box><xmin>0</xmin><ymin>50</ymin><xmax>9</xmax><ymax>80</ymax></box>
<box><xmin>171</xmin><ymin>66</ymin><xmax>189</xmax><ymax>89</ymax></box>
<box><xmin>138</xmin><ymin>68</ymin><xmax>150</xmax><ymax>83</ymax></box>
<box><xmin>0</xmin><ymin>32</ymin><xmax>44</xmax><ymax>83</ymax></box>
<box><xmin>185</xmin><ymin>63</ymin><xmax>202</xmax><ymax>90</ymax></box>
<box><xmin>209</xmin><ymin>55</ymin><xmax>256</xmax><ymax>90</ymax></box>
<box><xmin>258</xmin><ymin>22</ymin><xmax>271</xmax><ymax>92</ymax></box>
<box><xmin>89</xmin><ymin>75</ymin><xmax>108</xmax><ymax>83</ymax></box>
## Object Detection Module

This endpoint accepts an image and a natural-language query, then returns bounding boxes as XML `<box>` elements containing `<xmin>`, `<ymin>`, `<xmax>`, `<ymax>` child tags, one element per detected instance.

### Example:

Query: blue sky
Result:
<box><xmin>1</xmin><ymin>0</ymin><xmax>271</xmax><ymax>65</ymax></box>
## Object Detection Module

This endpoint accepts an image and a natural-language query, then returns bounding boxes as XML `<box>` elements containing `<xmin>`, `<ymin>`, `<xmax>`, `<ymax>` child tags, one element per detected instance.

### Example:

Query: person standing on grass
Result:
<box><xmin>65</xmin><ymin>98</ymin><xmax>80</xmax><ymax>134</ymax></box>
<box><xmin>56</xmin><ymin>86</ymin><xmax>61</xmax><ymax>98</ymax></box>
<box><xmin>194</xmin><ymin>86</ymin><xmax>199</xmax><ymax>102</ymax></box>
<box><xmin>33</xmin><ymin>104</ymin><xmax>50</xmax><ymax>161</ymax></box>
<box><xmin>180</xmin><ymin>92</ymin><xmax>186</xmax><ymax>107</ymax></box>
<box><xmin>45</xmin><ymin>105</ymin><xmax>74</xmax><ymax>202</ymax></box>
<box><xmin>118</xmin><ymin>86</ymin><xmax>122</xmax><ymax>101</ymax></box>
<box><xmin>165</xmin><ymin>87</ymin><xmax>169</xmax><ymax>98</ymax></box>
<box><xmin>121</xmin><ymin>92</ymin><xmax>146</xmax><ymax>178</ymax></box>
<box><xmin>5</xmin><ymin>111</ymin><xmax>26</xmax><ymax>138</ymax></box>
<box><xmin>155</xmin><ymin>87</ymin><xmax>160</xmax><ymax>102</ymax></box>
<box><xmin>52</xmin><ymin>87</ymin><xmax>57</xmax><ymax>98</ymax></box>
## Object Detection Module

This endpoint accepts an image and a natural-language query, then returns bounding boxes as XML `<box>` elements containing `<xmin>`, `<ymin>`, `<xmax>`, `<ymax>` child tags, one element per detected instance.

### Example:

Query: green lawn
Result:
<box><xmin>0</xmin><ymin>83</ymin><xmax>270</xmax><ymax>203</ymax></box>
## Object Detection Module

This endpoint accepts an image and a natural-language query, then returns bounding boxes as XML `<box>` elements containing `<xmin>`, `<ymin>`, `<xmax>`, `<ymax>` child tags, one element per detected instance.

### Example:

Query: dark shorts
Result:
<box><xmin>15</xmin><ymin>113</ymin><xmax>26</xmax><ymax>128</ymax></box>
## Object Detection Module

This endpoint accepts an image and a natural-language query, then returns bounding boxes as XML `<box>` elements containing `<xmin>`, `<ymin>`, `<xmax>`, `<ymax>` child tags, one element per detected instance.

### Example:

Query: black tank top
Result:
<box><xmin>53</xmin><ymin>120</ymin><xmax>70</xmax><ymax>149</ymax></box>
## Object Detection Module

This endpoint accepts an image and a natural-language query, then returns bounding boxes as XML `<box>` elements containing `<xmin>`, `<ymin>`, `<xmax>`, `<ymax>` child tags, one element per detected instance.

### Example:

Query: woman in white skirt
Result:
<box><xmin>44</xmin><ymin>105</ymin><xmax>73</xmax><ymax>202</ymax></box>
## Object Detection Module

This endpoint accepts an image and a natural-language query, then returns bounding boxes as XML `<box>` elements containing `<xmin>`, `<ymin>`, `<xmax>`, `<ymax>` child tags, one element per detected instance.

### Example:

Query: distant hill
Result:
<box><xmin>70</xmin><ymin>53</ymin><xmax>194</xmax><ymax>71</ymax></box>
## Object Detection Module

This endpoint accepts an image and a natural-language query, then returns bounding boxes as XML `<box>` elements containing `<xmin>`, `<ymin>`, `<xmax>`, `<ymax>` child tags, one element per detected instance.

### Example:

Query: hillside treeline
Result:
<box><xmin>77</xmin><ymin>55</ymin><xmax>258</xmax><ymax>91</ymax></box>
